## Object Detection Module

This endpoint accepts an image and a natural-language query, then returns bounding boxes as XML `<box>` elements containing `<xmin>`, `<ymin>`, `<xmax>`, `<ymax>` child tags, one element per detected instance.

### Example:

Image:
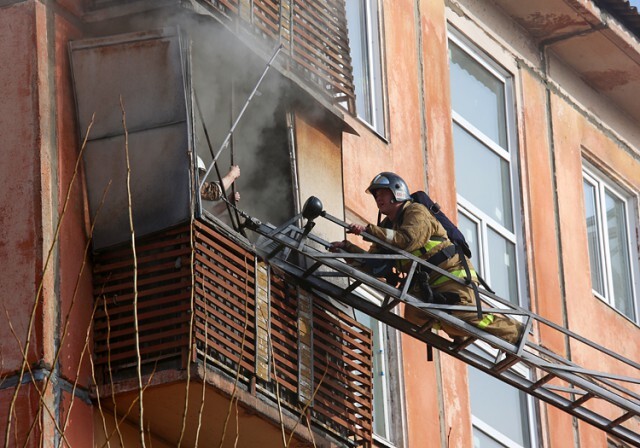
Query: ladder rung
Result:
<box><xmin>341</xmin><ymin>281</ymin><xmax>362</xmax><ymax>297</ymax></box>
<box><xmin>607</xmin><ymin>411</ymin><xmax>635</xmax><ymax>429</ymax></box>
<box><xmin>380</xmin><ymin>298</ymin><xmax>401</xmax><ymax>313</ymax></box>
<box><xmin>568</xmin><ymin>392</ymin><xmax>595</xmax><ymax>410</ymax></box>
<box><xmin>302</xmin><ymin>261</ymin><xmax>323</xmax><ymax>277</ymax></box>
<box><xmin>530</xmin><ymin>373</ymin><xmax>555</xmax><ymax>391</ymax></box>
<box><xmin>451</xmin><ymin>337</ymin><xmax>475</xmax><ymax>352</ymax></box>
<box><xmin>493</xmin><ymin>354</ymin><xmax>519</xmax><ymax>373</ymax></box>
<box><xmin>416</xmin><ymin>319</ymin><xmax>437</xmax><ymax>335</ymax></box>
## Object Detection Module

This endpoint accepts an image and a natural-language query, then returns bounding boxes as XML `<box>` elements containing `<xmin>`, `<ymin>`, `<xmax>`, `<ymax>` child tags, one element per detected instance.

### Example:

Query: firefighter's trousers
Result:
<box><xmin>405</xmin><ymin>280</ymin><xmax>522</xmax><ymax>344</ymax></box>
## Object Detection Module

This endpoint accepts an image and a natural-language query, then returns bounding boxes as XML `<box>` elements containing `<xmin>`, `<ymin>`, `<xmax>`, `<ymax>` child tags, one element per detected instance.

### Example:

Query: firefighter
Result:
<box><xmin>198</xmin><ymin>156</ymin><xmax>241</xmax><ymax>213</ymax></box>
<box><xmin>330</xmin><ymin>172</ymin><xmax>522</xmax><ymax>344</ymax></box>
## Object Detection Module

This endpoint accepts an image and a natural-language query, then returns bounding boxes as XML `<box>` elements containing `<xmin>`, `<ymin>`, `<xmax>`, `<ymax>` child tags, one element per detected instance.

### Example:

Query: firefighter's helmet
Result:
<box><xmin>365</xmin><ymin>172</ymin><xmax>411</xmax><ymax>202</ymax></box>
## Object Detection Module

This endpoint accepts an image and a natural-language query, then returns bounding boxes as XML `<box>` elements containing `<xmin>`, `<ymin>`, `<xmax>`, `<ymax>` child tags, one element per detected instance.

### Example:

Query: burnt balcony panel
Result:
<box><xmin>92</xmin><ymin>217</ymin><xmax>373</xmax><ymax>447</ymax></box>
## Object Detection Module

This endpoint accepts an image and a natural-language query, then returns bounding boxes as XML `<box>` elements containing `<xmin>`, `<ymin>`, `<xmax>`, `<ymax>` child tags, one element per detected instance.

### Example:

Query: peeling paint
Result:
<box><xmin>582</xmin><ymin>68</ymin><xmax>639</xmax><ymax>91</ymax></box>
<box><xmin>521</xmin><ymin>12</ymin><xmax>589</xmax><ymax>37</ymax></box>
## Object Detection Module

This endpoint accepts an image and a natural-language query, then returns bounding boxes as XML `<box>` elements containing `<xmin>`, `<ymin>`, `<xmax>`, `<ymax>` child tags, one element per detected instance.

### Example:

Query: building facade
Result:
<box><xmin>1</xmin><ymin>0</ymin><xmax>639</xmax><ymax>447</ymax></box>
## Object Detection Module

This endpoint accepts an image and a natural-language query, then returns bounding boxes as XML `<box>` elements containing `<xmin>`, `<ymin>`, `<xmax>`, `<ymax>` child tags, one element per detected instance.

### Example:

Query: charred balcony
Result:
<box><xmin>91</xmin><ymin>215</ymin><xmax>373</xmax><ymax>447</ymax></box>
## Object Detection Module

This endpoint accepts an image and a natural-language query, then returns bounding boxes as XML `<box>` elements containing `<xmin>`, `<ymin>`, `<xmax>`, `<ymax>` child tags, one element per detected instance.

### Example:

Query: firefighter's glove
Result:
<box><xmin>329</xmin><ymin>240</ymin><xmax>347</xmax><ymax>252</ymax></box>
<box><xmin>415</xmin><ymin>271</ymin><xmax>434</xmax><ymax>303</ymax></box>
<box><xmin>346</xmin><ymin>223</ymin><xmax>367</xmax><ymax>235</ymax></box>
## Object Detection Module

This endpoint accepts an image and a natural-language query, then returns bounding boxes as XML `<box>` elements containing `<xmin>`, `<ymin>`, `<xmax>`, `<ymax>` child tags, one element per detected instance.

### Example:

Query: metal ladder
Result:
<box><xmin>240</xmin><ymin>198</ymin><xmax>640</xmax><ymax>446</ymax></box>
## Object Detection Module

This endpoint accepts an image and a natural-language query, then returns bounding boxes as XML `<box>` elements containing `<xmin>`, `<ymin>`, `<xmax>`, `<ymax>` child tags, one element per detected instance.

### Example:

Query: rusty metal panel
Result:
<box><xmin>297</xmin><ymin>288</ymin><xmax>314</xmax><ymax>405</ymax></box>
<box><xmin>69</xmin><ymin>28</ymin><xmax>193</xmax><ymax>250</ymax></box>
<box><xmin>255</xmin><ymin>261</ymin><xmax>271</xmax><ymax>381</ymax></box>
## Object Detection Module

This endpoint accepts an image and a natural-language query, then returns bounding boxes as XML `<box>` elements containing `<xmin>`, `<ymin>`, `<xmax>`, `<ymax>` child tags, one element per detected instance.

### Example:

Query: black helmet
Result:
<box><xmin>365</xmin><ymin>172</ymin><xmax>411</xmax><ymax>202</ymax></box>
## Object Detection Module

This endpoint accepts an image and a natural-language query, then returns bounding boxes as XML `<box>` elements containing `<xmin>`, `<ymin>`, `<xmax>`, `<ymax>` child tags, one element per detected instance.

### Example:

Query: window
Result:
<box><xmin>468</xmin><ymin>349</ymin><xmax>533</xmax><ymax>448</ymax></box>
<box><xmin>583</xmin><ymin>163</ymin><xmax>639</xmax><ymax>321</ymax></box>
<box><xmin>346</xmin><ymin>0</ymin><xmax>386</xmax><ymax>135</ymax></box>
<box><xmin>448</xmin><ymin>31</ymin><xmax>524</xmax><ymax>306</ymax></box>
<box><xmin>354</xmin><ymin>286</ymin><xmax>404</xmax><ymax>447</ymax></box>
<box><xmin>448</xmin><ymin>30</ymin><xmax>533</xmax><ymax>447</ymax></box>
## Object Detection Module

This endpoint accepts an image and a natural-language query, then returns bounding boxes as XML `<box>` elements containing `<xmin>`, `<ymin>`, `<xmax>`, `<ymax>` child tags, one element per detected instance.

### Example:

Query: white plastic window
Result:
<box><xmin>448</xmin><ymin>31</ymin><xmax>524</xmax><ymax>306</ymax></box>
<box><xmin>583</xmin><ymin>163</ymin><xmax>639</xmax><ymax>322</ymax></box>
<box><xmin>448</xmin><ymin>29</ymin><xmax>532</xmax><ymax>447</ymax></box>
<box><xmin>354</xmin><ymin>285</ymin><xmax>400</xmax><ymax>447</ymax></box>
<box><xmin>346</xmin><ymin>0</ymin><xmax>386</xmax><ymax>135</ymax></box>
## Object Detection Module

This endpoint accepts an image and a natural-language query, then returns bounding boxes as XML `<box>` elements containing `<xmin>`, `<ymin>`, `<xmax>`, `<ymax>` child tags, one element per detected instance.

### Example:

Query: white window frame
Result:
<box><xmin>582</xmin><ymin>162</ymin><xmax>639</xmax><ymax>323</ymax></box>
<box><xmin>345</xmin><ymin>0</ymin><xmax>387</xmax><ymax>136</ymax></box>
<box><xmin>468</xmin><ymin>343</ymin><xmax>538</xmax><ymax>448</ymax></box>
<box><xmin>448</xmin><ymin>29</ymin><xmax>527</xmax><ymax>309</ymax></box>
<box><xmin>448</xmin><ymin>29</ymin><xmax>534</xmax><ymax>447</ymax></box>
<box><xmin>354</xmin><ymin>285</ymin><xmax>402</xmax><ymax>447</ymax></box>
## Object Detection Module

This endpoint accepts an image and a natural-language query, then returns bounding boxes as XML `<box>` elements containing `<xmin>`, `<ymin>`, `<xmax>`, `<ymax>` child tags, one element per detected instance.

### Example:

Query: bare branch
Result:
<box><xmin>119</xmin><ymin>95</ymin><xmax>145</xmax><ymax>448</ymax></box>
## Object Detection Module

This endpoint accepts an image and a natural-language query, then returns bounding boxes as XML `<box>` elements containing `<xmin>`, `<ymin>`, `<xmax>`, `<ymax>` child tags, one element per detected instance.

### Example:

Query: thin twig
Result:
<box><xmin>285</xmin><ymin>355</ymin><xmax>330</xmax><ymax>447</ymax></box>
<box><xmin>120</xmin><ymin>95</ymin><xmax>146</xmax><ymax>448</ymax></box>
<box><xmin>264</xmin><ymin>311</ymin><xmax>287</xmax><ymax>447</ymax></box>
<box><xmin>218</xmin><ymin>255</ymin><xmax>251</xmax><ymax>448</ymax></box>
<box><xmin>4</xmin><ymin>113</ymin><xmax>95</xmax><ymax>448</ymax></box>
<box><xmin>303</xmin><ymin>412</ymin><xmax>318</xmax><ymax>448</ymax></box>
<box><xmin>60</xmin><ymin>299</ymin><xmax>100</xmax><ymax>440</ymax></box>
<box><xmin>233</xmin><ymin>397</ymin><xmax>240</xmax><ymax>448</ymax></box>
<box><xmin>3</xmin><ymin>309</ymin><xmax>72</xmax><ymax>448</ymax></box>
<box><xmin>40</xmin><ymin>181</ymin><xmax>111</xmax><ymax>448</ymax></box>
<box><xmin>90</xmin><ymin>297</ymin><xmax>112</xmax><ymax>448</ymax></box>
<box><xmin>98</xmin><ymin>364</ymin><xmax>158</xmax><ymax>448</ymax></box>
<box><xmin>103</xmin><ymin>283</ymin><xmax>125</xmax><ymax>448</ymax></box>
<box><xmin>178</xmin><ymin>152</ymin><xmax>198</xmax><ymax>447</ymax></box>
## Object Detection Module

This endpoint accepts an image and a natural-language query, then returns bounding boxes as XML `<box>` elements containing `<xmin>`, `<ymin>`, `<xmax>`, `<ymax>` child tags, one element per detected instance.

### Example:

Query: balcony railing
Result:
<box><xmin>195</xmin><ymin>0</ymin><xmax>355</xmax><ymax>112</ymax></box>
<box><xmin>92</xmin><ymin>217</ymin><xmax>372</xmax><ymax>447</ymax></box>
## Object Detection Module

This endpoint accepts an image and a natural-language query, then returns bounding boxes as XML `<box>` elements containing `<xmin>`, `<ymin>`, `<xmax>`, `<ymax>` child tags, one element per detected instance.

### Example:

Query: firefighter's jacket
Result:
<box><xmin>341</xmin><ymin>201</ymin><xmax>522</xmax><ymax>344</ymax></box>
<box><xmin>342</xmin><ymin>201</ymin><xmax>470</xmax><ymax>288</ymax></box>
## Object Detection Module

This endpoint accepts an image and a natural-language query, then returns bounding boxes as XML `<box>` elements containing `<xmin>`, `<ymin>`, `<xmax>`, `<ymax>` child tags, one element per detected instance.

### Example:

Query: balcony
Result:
<box><xmin>91</xmin><ymin>216</ymin><xmax>373</xmax><ymax>447</ymax></box>
<box><xmin>85</xmin><ymin>0</ymin><xmax>355</xmax><ymax>115</ymax></box>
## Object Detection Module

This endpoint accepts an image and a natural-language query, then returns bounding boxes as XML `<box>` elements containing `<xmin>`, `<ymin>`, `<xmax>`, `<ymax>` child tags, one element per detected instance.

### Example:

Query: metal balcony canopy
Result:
<box><xmin>242</xmin><ymin>196</ymin><xmax>640</xmax><ymax>447</ymax></box>
<box><xmin>69</xmin><ymin>28</ymin><xmax>193</xmax><ymax>250</ymax></box>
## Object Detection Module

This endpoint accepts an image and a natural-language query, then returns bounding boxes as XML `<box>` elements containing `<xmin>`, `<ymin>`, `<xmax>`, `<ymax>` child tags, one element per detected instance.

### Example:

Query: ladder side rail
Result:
<box><xmin>530</xmin><ymin>342</ymin><xmax>640</xmax><ymax>403</ymax></box>
<box><xmin>249</xmin><ymin>218</ymin><xmax>640</xmax><ymax>442</ymax></box>
<box><xmin>257</xmin><ymin>220</ymin><xmax>639</xmax><ymax>372</ymax></box>
<box><xmin>293</xmin><ymin>214</ymin><xmax>640</xmax><ymax>373</ymax></box>
<box><xmin>265</xmin><ymin>248</ymin><xmax>640</xmax><ymax>446</ymax></box>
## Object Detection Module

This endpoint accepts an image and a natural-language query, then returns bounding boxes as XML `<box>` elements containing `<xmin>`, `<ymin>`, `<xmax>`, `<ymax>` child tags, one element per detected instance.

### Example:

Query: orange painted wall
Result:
<box><xmin>54</xmin><ymin>4</ymin><xmax>94</xmax><ymax>387</ymax></box>
<box><xmin>0</xmin><ymin>1</ymin><xmax>93</xmax><ymax>446</ymax></box>
<box><xmin>0</xmin><ymin>0</ymin><xmax>45</xmax><ymax>373</ymax></box>
<box><xmin>550</xmin><ymin>93</ymin><xmax>640</xmax><ymax>448</ymax></box>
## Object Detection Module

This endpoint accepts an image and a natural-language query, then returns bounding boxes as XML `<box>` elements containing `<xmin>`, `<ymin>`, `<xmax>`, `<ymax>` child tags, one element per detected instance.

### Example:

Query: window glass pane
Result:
<box><xmin>584</xmin><ymin>180</ymin><xmax>605</xmax><ymax>295</ymax></box>
<box><xmin>473</xmin><ymin>428</ymin><xmax>507</xmax><ymax>448</ymax></box>
<box><xmin>468</xmin><ymin>366</ymin><xmax>530</xmax><ymax>446</ymax></box>
<box><xmin>458</xmin><ymin>212</ymin><xmax>481</xmax><ymax>273</ymax></box>
<box><xmin>369</xmin><ymin>1</ymin><xmax>385</xmax><ymax>133</ymax></box>
<box><xmin>453</xmin><ymin>123</ymin><xmax>513</xmax><ymax>230</ymax></box>
<box><xmin>346</xmin><ymin>1</ymin><xmax>370</xmax><ymax>123</ymax></box>
<box><xmin>605</xmin><ymin>190</ymin><xmax>635</xmax><ymax>320</ymax></box>
<box><xmin>355</xmin><ymin>311</ymin><xmax>389</xmax><ymax>438</ymax></box>
<box><xmin>346</xmin><ymin>0</ymin><xmax>385</xmax><ymax>134</ymax></box>
<box><xmin>487</xmin><ymin>228</ymin><xmax>518</xmax><ymax>303</ymax></box>
<box><xmin>449</xmin><ymin>42</ymin><xmax>507</xmax><ymax>148</ymax></box>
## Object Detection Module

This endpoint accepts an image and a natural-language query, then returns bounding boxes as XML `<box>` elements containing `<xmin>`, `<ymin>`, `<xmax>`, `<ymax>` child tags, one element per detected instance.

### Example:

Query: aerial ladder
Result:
<box><xmin>236</xmin><ymin>196</ymin><xmax>640</xmax><ymax>447</ymax></box>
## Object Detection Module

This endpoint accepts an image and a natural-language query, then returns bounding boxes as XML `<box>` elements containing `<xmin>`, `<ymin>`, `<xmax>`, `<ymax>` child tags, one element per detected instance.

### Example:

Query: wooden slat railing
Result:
<box><xmin>92</xmin><ymin>218</ymin><xmax>371</xmax><ymax>446</ymax></box>
<box><xmin>203</xmin><ymin>0</ymin><xmax>355</xmax><ymax>112</ymax></box>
